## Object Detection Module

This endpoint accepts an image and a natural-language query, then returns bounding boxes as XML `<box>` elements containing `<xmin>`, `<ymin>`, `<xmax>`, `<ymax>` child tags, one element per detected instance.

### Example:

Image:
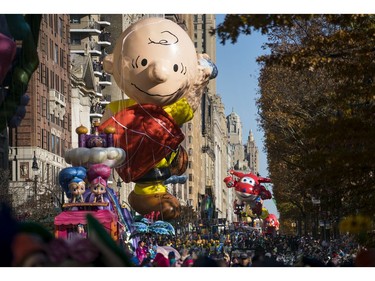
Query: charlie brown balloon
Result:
<box><xmin>99</xmin><ymin>17</ymin><xmax>217</xmax><ymax>220</ymax></box>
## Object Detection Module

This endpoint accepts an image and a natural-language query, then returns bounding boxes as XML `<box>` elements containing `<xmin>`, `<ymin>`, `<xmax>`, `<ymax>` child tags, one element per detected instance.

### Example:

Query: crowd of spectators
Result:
<box><xmin>125</xmin><ymin>228</ymin><xmax>367</xmax><ymax>267</ymax></box>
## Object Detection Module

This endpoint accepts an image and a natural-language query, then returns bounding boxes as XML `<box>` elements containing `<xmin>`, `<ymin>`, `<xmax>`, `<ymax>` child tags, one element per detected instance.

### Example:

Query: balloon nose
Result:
<box><xmin>148</xmin><ymin>61</ymin><xmax>169</xmax><ymax>83</ymax></box>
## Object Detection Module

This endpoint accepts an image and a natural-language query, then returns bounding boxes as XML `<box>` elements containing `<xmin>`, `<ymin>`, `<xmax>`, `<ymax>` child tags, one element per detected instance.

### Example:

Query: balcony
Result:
<box><xmin>70</xmin><ymin>20</ymin><xmax>101</xmax><ymax>34</ymax></box>
<box><xmin>97</xmin><ymin>16</ymin><xmax>111</xmax><ymax>27</ymax></box>
<box><xmin>89</xmin><ymin>112</ymin><xmax>103</xmax><ymax>118</ymax></box>
<box><xmin>95</xmin><ymin>86</ymin><xmax>103</xmax><ymax>97</ymax></box>
<box><xmin>49</xmin><ymin>89</ymin><xmax>66</xmax><ymax>121</ymax></box>
<box><xmin>93</xmin><ymin>61</ymin><xmax>103</xmax><ymax>76</ymax></box>
<box><xmin>88</xmin><ymin>41</ymin><xmax>102</xmax><ymax>56</ymax></box>
<box><xmin>98</xmin><ymin>32</ymin><xmax>111</xmax><ymax>46</ymax></box>
<box><xmin>202</xmin><ymin>145</ymin><xmax>215</xmax><ymax>160</ymax></box>
<box><xmin>100</xmin><ymin>94</ymin><xmax>111</xmax><ymax>105</ymax></box>
<box><xmin>98</xmin><ymin>74</ymin><xmax>112</xmax><ymax>86</ymax></box>
<box><xmin>70</xmin><ymin>40</ymin><xmax>85</xmax><ymax>54</ymax></box>
<box><xmin>100</xmin><ymin>100</ymin><xmax>110</xmax><ymax>106</ymax></box>
<box><xmin>49</xmin><ymin>89</ymin><xmax>66</xmax><ymax>107</ymax></box>
<box><xmin>90</xmin><ymin>103</ymin><xmax>104</xmax><ymax>118</ymax></box>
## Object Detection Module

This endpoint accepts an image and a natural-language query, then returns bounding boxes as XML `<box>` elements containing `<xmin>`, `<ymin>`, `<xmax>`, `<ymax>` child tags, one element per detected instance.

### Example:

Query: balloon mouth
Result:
<box><xmin>131</xmin><ymin>82</ymin><xmax>182</xmax><ymax>98</ymax></box>
<box><xmin>237</xmin><ymin>193</ymin><xmax>256</xmax><ymax>200</ymax></box>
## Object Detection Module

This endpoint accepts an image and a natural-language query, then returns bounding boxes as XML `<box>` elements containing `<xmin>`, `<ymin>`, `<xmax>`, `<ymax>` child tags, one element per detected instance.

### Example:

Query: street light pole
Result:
<box><xmin>31</xmin><ymin>151</ymin><xmax>39</xmax><ymax>205</ymax></box>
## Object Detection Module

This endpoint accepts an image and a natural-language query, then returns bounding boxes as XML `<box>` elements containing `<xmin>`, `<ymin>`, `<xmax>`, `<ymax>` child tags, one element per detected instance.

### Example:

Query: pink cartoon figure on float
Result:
<box><xmin>224</xmin><ymin>169</ymin><xmax>272</xmax><ymax>217</ymax></box>
<box><xmin>98</xmin><ymin>17</ymin><xmax>217</xmax><ymax>220</ymax></box>
<box><xmin>85</xmin><ymin>163</ymin><xmax>112</xmax><ymax>209</ymax></box>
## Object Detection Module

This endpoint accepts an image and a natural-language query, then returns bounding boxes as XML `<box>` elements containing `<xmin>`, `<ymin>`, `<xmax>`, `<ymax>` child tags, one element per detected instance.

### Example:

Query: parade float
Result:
<box><xmin>54</xmin><ymin>122</ymin><xmax>134</xmax><ymax>245</ymax></box>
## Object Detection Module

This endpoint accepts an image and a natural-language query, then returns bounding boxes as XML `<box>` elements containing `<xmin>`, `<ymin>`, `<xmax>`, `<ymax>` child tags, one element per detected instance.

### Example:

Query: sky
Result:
<box><xmin>214</xmin><ymin>14</ymin><xmax>279</xmax><ymax>217</ymax></box>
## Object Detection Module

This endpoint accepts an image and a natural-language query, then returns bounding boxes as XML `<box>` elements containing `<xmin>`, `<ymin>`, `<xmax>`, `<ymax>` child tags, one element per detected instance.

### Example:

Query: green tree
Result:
<box><xmin>214</xmin><ymin>14</ymin><xmax>375</xmax><ymax>227</ymax></box>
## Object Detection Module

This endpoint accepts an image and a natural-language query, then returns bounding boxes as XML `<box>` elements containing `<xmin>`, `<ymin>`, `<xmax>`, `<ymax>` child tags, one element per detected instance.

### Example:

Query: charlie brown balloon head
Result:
<box><xmin>103</xmin><ymin>17</ymin><xmax>207</xmax><ymax>107</ymax></box>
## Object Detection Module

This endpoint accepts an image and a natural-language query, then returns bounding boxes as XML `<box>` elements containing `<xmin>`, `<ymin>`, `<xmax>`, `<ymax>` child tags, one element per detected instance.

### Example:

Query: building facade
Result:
<box><xmin>245</xmin><ymin>129</ymin><xmax>259</xmax><ymax>174</ymax></box>
<box><xmin>6</xmin><ymin>15</ymin><xmax>72</xmax><ymax>221</ymax></box>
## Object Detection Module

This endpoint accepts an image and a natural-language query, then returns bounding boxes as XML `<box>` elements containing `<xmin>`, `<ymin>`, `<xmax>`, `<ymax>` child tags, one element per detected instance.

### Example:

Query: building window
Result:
<box><xmin>49</xmin><ymin>39</ymin><xmax>53</xmax><ymax>59</ymax></box>
<box><xmin>38</xmin><ymin>65</ymin><xmax>42</xmax><ymax>82</ymax></box>
<box><xmin>71</xmin><ymin>33</ymin><xmax>81</xmax><ymax>45</ymax></box>
<box><xmin>47</xmin><ymin>131</ymin><xmax>50</xmax><ymax>151</ymax></box>
<box><xmin>55</xmin><ymin>74</ymin><xmax>59</xmax><ymax>92</ymax></box>
<box><xmin>46</xmin><ymin>163</ymin><xmax>50</xmax><ymax>183</ymax></box>
<box><xmin>41</xmin><ymin>129</ymin><xmax>45</xmax><ymax>149</ymax></box>
<box><xmin>61</xmin><ymin>139</ymin><xmax>65</xmax><ymax>156</ymax></box>
<box><xmin>51</xmin><ymin>134</ymin><xmax>55</xmax><ymax>153</ymax></box>
<box><xmin>56</xmin><ymin>136</ymin><xmax>60</xmax><ymax>156</ymax></box>
<box><xmin>49</xmin><ymin>14</ymin><xmax>53</xmax><ymax>28</ymax></box>
<box><xmin>50</xmin><ymin>70</ymin><xmax>54</xmax><ymax>89</ymax></box>
<box><xmin>54</xmin><ymin>44</ymin><xmax>58</xmax><ymax>63</ymax></box>
<box><xmin>70</xmin><ymin>15</ymin><xmax>81</xmax><ymax>24</ymax></box>
<box><xmin>189</xmin><ymin>186</ymin><xmax>192</xmax><ymax>195</ymax></box>
<box><xmin>61</xmin><ymin>79</ymin><xmax>65</xmax><ymax>95</ymax></box>
<box><xmin>54</xmin><ymin>15</ymin><xmax>58</xmax><ymax>34</ymax></box>
<box><xmin>45</xmin><ymin>66</ymin><xmax>49</xmax><ymax>87</ymax></box>
<box><xmin>42</xmin><ymin>32</ymin><xmax>48</xmax><ymax>54</ymax></box>
<box><xmin>40</xmin><ymin>64</ymin><xmax>45</xmax><ymax>84</ymax></box>
<box><xmin>58</xmin><ymin>17</ymin><xmax>63</xmax><ymax>38</ymax></box>
<box><xmin>20</xmin><ymin>162</ymin><xmax>29</xmax><ymax>178</ymax></box>
<box><xmin>189</xmin><ymin>174</ymin><xmax>193</xmax><ymax>181</ymax></box>
<box><xmin>60</xmin><ymin>48</ymin><xmax>64</xmax><ymax>68</ymax></box>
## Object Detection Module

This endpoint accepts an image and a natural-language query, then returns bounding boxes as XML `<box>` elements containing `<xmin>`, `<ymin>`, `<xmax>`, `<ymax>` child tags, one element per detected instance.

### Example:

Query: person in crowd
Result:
<box><xmin>222</xmin><ymin>252</ymin><xmax>230</xmax><ymax>267</ymax></box>
<box><xmin>193</xmin><ymin>256</ymin><xmax>220</xmax><ymax>267</ymax></box>
<box><xmin>148</xmin><ymin>240</ymin><xmax>158</xmax><ymax>260</ymax></box>
<box><xmin>140</xmin><ymin>256</ymin><xmax>152</xmax><ymax>267</ymax></box>
<box><xmin>231</xmin><ymin>253</ymin><xmax>241</xmax><ymax>267</ymax></box>
<box><xmin>135</xmin><ymin>240</ymin><xmax>148</xmax><ymax>265</ymax></box>
<box><xmin>168</xmin><ymin>251</ymin><xmax>177</xmax><ymax>267</ymax></box>
<box><xmin>152</xmin><ymin>252</ymin><xmax>170</xmax><ymax>267</ymax></box>
<box><xmin>180</xmin><ymin>248</ymin><xmax>195</xmax><ymax>267</ymax></box>
<box><xmin>239</xmin><ymin>253</ymin><xmax>252</xmax><ymax>267</ymax></box>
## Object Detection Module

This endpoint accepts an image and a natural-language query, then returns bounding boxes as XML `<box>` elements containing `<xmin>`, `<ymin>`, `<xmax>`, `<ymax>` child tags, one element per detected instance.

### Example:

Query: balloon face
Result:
<box><xmin>108</xmin><ymin>17</ymin><xmax>198</xmax><ymax>106</ymax></box>
<box><xmin>90</xmin><ymin>183</ymin><xmax>106</xmax><ymax>196</ymax></box>
<box><xmin>69</xmin><ymin>182</ymin><xmax>85</xmax><ymax>196</ymax></box>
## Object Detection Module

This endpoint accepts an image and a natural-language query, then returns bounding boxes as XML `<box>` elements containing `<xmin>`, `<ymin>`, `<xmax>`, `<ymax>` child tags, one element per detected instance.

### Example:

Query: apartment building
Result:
<box><xmin>6</xmin><ymin>15</ymin><xmax>71</xmax><ymax>220</ymax></box>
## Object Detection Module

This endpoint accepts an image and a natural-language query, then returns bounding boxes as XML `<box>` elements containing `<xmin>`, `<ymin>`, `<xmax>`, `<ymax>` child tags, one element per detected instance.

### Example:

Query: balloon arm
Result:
<box><xmin>258</xmin><ymin>176</ymin><xmax>272</xmax><ymax>183</ymax></box>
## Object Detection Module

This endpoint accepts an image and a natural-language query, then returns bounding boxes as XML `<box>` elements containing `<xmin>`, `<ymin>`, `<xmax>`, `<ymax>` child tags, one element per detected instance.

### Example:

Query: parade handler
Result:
<box><xmin>99</xmin><ymin>17</ymin><xmax>217</xmax><ymax>220</ymax></box>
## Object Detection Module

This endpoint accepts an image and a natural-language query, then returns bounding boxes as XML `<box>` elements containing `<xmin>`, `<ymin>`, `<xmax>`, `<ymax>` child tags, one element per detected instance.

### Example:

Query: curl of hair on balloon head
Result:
<box><xmin>87</xmin><ymin>163</ymin><xmax>111</xmax><ymax>185</ymax></box>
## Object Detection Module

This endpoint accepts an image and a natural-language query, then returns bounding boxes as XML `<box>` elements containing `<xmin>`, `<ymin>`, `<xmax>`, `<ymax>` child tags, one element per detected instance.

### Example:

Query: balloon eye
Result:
<box><xmin>173</xmin><ymin>64</ymin><xmax>178</xmax><ymax>72</ymax></box>
<box><xmin>141</xmin><ymin>58</ymin><xmax>147</xmax><ymax>66</ymax></box>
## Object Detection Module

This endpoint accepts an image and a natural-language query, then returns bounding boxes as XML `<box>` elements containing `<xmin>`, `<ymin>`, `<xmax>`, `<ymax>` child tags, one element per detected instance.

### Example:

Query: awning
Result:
<box><xmin>54</xmin><ymin>209</ymin><xmax>118</xmax><ymax>226</ymax></box>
